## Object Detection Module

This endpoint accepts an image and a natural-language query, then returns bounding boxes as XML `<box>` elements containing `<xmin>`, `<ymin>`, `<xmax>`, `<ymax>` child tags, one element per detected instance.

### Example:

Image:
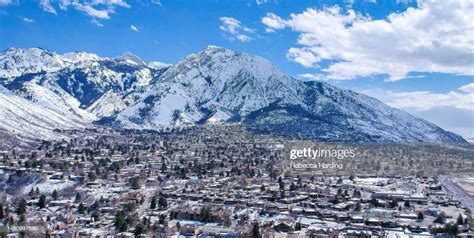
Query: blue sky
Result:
<box><xmin>0</xmin><ymin>0</ymin><xmax>473</xmax><ymax>138</ymax></box>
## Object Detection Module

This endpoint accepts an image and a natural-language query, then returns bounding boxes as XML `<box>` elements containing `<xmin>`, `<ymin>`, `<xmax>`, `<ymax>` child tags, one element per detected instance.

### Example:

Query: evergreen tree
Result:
<box><xmin>38</xmin><ymin>195</ymin><xmax>46</xmax><ymax>209</ymax></box>
<box><xmin>75</xmin><ymin>193</ymin><xmax>81</xmax><ymax>202</ymax></box>
<box><xmin>19</xmin><ymin>213</ymin><xmax>26</xmax><ymax>223</ymax></box>
<box><xmin>434</xmin><ymin>213</ymin><xmax>446</xmax><ymax>224</ymax></box>
<box><xmin>134</xmin><ymin>224</ymin><xmax>146</xmax><ymax>236</ymax></box>
<box><xmin>355</xmin><ymin>202</ymin><xmax>361</xmax><ymax>212</ymax></box>
<box><xmin>158</xmin><ymin>196</ymin><xmax>167</xmax><ymax>209</ymax></box>
<box><xmin>200</xmin><ymin>206</ymin><xmax>211</xmax><ymax>222</ymax></box>
<box><xmin>17</xmin><ymin>199</ymin><xmax>27</xmax><ymax>215</ymax></box>
<box><xmin>114</xmin><ymin>210</ymin><xmax>127</xmax><ymax>232</ymax></box>
<box><xmin>0</xmin><ymin>203</ymin><xmax>4</xmax><ymax>219</ymax></box>
<box><xmin>278</xmin><ymin>177</ymin><xmax>284</xmax><ymax>190</ymax></box>
<box><xmin>417</xmin><ymin>212</ymin><xmax>424</xmax><ymax>220</ymax></box>
<box><xmin>457</xmin><ymin>214</ymin><xmax>464</xmax><ymax>225</ymax></box>
<box><xmin>78</xmin><ymin>203</ymin><xmax>85</xmax><ymax>214</ymax></box>
<box><xmin>150</xmin><ymin>197</ymin><xmax>157</xmax><ymax>209</ymax></box>
<box><xmin>158</xmin><ymin>214</ymin><xmax>167</xmax><ymax>225</ymax></box>
<box><xmin>87</xmin><ymin>171</ymin><xmax>97</xmax><ymax>182</ymax></box>
<box><xmin>176</xmin><ymin>221</ymin><xmax>181</xmax><ymax>230</ymax></box>
<box><xmin>29</xmin><ymin>188</ymin><xmax>35</xmax><ymax>197</ymax></box>
<box><xmin>52</xmin><ymin>190</ymin><xmax>58</xmax><ymax>200</ymax></box>
<box><xmin>130</xmin><ymin>177</ymin><xmax>140</xmax><ymax>189</ymax></box>
<box><xmin>161</xmin><ymin>163</ymin><xmax>167</xmax><ymax>172</ymax></box>
<box><xmin>252</xmin><ymin>223</ymin><xmax>260</xmax><ymax>238</ymax></box>
<box><xmin>290</xmin><ymin>183</ymin><xmax>297</xmax><ymax>191</ymax></box>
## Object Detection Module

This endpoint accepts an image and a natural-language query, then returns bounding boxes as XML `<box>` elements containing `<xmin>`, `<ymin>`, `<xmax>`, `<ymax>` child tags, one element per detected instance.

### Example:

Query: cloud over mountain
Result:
<box><xmin>220</xmin><ymin>16</ymin><xmax>255</xmax><ymax>42</ymax></box>
<box><xmin>262</xmin><ymin>0</ymin><xmax>474</xmax><ymax>81</ymax></box>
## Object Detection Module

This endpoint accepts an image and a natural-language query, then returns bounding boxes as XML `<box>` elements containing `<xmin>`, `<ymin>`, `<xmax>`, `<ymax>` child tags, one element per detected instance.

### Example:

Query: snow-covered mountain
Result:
<box><xmin>0</xmin><ymin>48</ymin><xmax>67</xmax><ymax>78</ymax></box>
<box><xmin>0</xmin><ymin>46</ymin><xmax>467</xmax><ymax>143</ymax></box>
<box><xmin>1</xmin><ymin>48</ymin><xmax>168</xmax><ymax>120</ymax></box>
<box><xmin>112</xmin><ymin>46</ymin><xmax>465</xmax><ymax>143</ymax></box>
<box><xmin>0</xmin><ymin>86</ymin><xmax>86</xmax><ymax>141</ymax></box>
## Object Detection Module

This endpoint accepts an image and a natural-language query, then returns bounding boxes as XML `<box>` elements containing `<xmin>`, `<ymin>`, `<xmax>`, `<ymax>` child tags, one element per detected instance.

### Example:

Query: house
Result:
<box><xmin>273</xmin><ymin>221</ymin><xmax>293</xmax><ymax>233</ymax></box>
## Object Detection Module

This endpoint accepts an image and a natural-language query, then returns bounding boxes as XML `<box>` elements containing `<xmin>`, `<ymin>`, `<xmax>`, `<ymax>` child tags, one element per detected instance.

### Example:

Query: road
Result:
<box><xmin>440</xmin><ymin>176</ymin><xmax>474</xmax><ymax>212</ymax></box>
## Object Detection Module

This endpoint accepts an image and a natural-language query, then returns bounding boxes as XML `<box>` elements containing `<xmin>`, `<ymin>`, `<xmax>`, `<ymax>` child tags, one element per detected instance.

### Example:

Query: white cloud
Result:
<box><xmin>72</xmin><ymin>2</ymin><xmax>110</xmax><ymax>19</ymax></box>
<box><xmin>262</xmin><ymin>1</ymin><xmax>474</xmax><ymax>81</ymax></box>
<box><xmin>299</xmin><ymin>73</ymin><xmax>324</xmax><ymax>81</ymax></box>
<box><xmin>459</xmin><ymin>83</ymin><xmax>474</xmax><ymax>93</ymax></box>
<box><xmin>22</xmin><ymin>17</ymin><xmax>34</xmax><ymax>23</ymax></box>
<box><xmin>386</xmin><ymin>90</ymin><xmax>473</xmax><ymax>112</ymax></box>
<box><xmin>0</xmin><ymin>0</ymin><xmax>12</xmax><ymax>6</ymax></box>
<box><xmin>396</xmin><ymin>0</ymin><xmax>414</xmax><ymax>5</ymax></box>
<box><xmin>236</xmin><ymin>34</ymin><xmax>251</xmax><ymax>42</ymax></box>
<box><xmin>130</xmin><ymin>24</ymin><xmax>139</xmax><ymax>32</ymax></box>
<box><xmin>90</xmin><ymin>0</ymin><xmax>130</xmax><ymax>8</ymax></box>
<box><xmin>256</xmin><ymin>0</ymin><xmax>267</xmax><ymax>5</ymax></box>
<box><xmin>54</xmin><ymin>1</ymin><xmax>130</xmax><ymax>21</ymax></box>
<box><xmin>242</xmin><ymin>26</ymin><xmax>255</xmax><ymax>33</ymax></box>
<box><xmin>219</xmin><ymin>16</ymin><xmax>254</xmax><ymax>42</ymax></box>
<box><xmin>151</xmin><ymin>0</ymin><xmax>161</xmax><ymax>5</ymax></box>
<box><xmin>40</xmin><ymin>0</ymin><xmax>57</xmax><ymax>15</ymax></box>
<box><xmin>220</xmin><ymin>17</ymin><xmax>241</xmax><ymax>34</ymax></box>
<box><xmin>91</xmin><ymin>18</ymin><xmax>104</xmax><ymax>27</ymax></box>
<box><xmin>287</xmin><ymin>47</ymin><xmax>321</xmax><ymax>68</ymax></box>
<box><xmin>59</xmin><ymin>0</ymin><xmax>71</xmax><ymax>10</ymax></box>
<box><xmin>58</xmin><ymin>0</ymin><xmax>130</xmax><ymax>11</ymax></box>
<box><xmin>262</xmin><ymin>13</ymin><xmax>286</xmax><ymax>32</ymax></box>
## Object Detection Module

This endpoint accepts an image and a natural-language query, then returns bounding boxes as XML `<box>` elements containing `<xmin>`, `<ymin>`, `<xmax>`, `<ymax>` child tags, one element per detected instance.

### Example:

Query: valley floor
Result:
<box><xmin>0</xmin><ymin>126</ymin><xmax>473</xmax><ymax>237</ymax></box>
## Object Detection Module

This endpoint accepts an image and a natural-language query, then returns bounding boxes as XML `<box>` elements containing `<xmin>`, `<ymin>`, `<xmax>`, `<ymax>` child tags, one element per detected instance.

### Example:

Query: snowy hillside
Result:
<box><xmin>1</xmin><ymin>48</ymin><xmax>168</xmax><ymax>120</ymax></box>
<box><xmin>0</xmin><ymin>86</ymin><xmax>86</xmax><ymax>141</ymax></box>
<box><xmin>0</xmin><ymin>46</ymin><xmax>467</xmax><ymax>143</ymax></box>
<box><xmin>113</xmin><ymin>46</ymin><xmax>466</xmax><ymax>143</ymax></box>
<box><xmin>0</xmin><ymin>48</ymin><xmax>67</xmax><ymax>78</ymax></box>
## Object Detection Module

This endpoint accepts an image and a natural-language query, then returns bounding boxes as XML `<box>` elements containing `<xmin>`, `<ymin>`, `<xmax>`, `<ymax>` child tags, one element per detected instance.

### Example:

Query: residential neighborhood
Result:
<box><xmin>0</xmin><ymin>126</ymin><xmax>473</xmax><ymax>237</ymax></box>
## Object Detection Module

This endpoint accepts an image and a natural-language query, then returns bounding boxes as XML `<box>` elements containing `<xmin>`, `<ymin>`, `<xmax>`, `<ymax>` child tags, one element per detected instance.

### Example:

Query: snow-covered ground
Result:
<box><xmin>0</xmin><ymin>86</ymin><xmax>86</xmax><ymax>141</ymax></box>
<box><xmin>22</xmin><ymin>178</ymin><xmax>77</xmax><ymax>194</ymax></box>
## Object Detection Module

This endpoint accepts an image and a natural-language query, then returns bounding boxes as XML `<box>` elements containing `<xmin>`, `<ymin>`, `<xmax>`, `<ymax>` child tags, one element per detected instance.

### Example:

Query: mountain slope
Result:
<box><xmin>0</xmin><ymin>48</ymin><xmax>168</xmax><ymax>120</ymax></box>
<box><xmin>0</xmin><ymin>46</ymin><xmax>466</xmax><ymax>143</ymax></box>
<box><xmin>0</xmin><ymin>86</ymin><xmax>86</xmax><ymax>141</ymax></box>
<box><xmin>0</xmin><ymin>48</ymin><xmax>67</xmax><ymax>78</ymax></box>
<box><xmin>112</xmin><ymin>46</ymin><xmax>466</xmax><ymax>143</ymax></box>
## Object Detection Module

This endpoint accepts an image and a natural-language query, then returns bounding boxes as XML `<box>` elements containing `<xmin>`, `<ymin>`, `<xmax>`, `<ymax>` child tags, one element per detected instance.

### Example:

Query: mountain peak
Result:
<box><xmin>160</xmin><ymin>44</ymin><xmax>283</xmax><ymax>87</ymax></box>
<box><xmin>194</xmin><ymin>45</ymin><xmax>238</xmax><ymax>58</ymax></box>
<box><xmin>115</xmin><ymin>52</ymin><xmax>145</xmax><ymax>65</ymax></box>
<box><xmin>3</xmin><ymin>47</ymin><xmax>19</xmax><ymax>53</ymax></box>
<box><xmin>203</xmin><ymin>45</ymin><xmax>229</xmax><ymax>51</ymax></box>
<box><xmin>202</xmin><ymin>45</ymin><xmax>235</xmax><ymax>54</ymax></box>
<box><xmin>3</xmin><ymin>47</ymin><xmax>51</xmax><ymax>55</ymax></box>
<box><xmin>0</xmin><ymin>47</ymin><xmax>467</xmax><ymax>143</ymax></box>
<box><xmin>0</xmin><ymin>47</ymin><xmax>66</xmax><ymax>78</ymax></box>
<box><xmin>206</xmin><ymin>45</ymin><xmax>222</xmax><ymax>49</ymax></box>
<box><xmin>62</xmin><ymin>51</ymin><xmax>100</xmax><ymax>63</ymax></box>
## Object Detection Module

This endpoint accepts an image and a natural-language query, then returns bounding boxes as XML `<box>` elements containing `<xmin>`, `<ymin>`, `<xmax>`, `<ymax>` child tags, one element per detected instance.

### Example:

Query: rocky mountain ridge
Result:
<box><xmin>0</xmin><ymin>46</ymin><xmax>466</xmax><ymax>143</ymax></box>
